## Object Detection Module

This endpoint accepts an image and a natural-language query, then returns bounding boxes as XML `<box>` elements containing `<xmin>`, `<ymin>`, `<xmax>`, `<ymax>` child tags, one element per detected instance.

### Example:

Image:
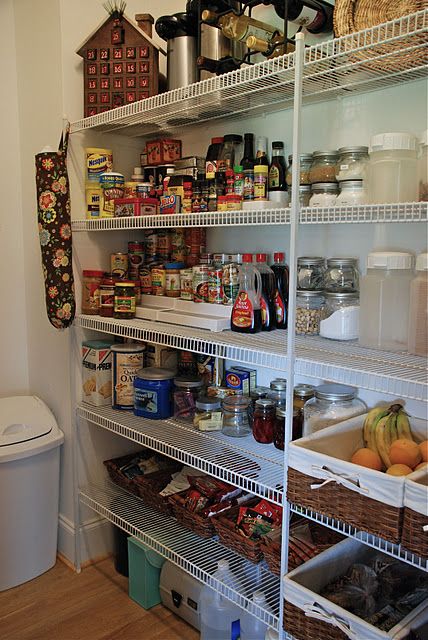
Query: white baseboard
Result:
<box><xmin>58</xmin><ymin>513</ymin><xmax>114</xmax><ymax>567</ymax></box>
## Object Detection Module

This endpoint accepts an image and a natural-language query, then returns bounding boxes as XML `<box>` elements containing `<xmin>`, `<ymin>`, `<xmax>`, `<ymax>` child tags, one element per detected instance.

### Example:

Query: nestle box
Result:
<box><xmin>146</xmin><ymin>139</ymin><xmax>182</xmax><ymax>165</ymax></box>
<box><xmin>82</xmin><ymin>340</ymin><xmax>115</xmax><ymax>406</ymax></box>
<box><xmin>230</xmin><ymin>366</ymin><xmax>257</xmax><ymax>392</ymax></box>
<box><xmin>145</xmin><ymin>345</ymin><xmax>178</xmax><ymax>372</ymax></box>
<box><xmin>225</xmin><ymin>368</ymin><xmax>251</xmax><ymax>395</ymax></box>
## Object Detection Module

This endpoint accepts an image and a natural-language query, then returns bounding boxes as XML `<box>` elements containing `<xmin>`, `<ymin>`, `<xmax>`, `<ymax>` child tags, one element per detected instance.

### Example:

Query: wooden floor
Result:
<box><xmin>0</xmin><ymin>557</ymin><xmax>199</xmax><ymax>640</ymax></box>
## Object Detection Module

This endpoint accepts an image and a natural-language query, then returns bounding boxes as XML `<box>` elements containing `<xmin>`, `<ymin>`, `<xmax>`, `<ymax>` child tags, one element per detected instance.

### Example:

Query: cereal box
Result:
<box><xmin>82</xmin><ymin>340</ymin><xmax>115</xmax><ymax>406</ymax></box>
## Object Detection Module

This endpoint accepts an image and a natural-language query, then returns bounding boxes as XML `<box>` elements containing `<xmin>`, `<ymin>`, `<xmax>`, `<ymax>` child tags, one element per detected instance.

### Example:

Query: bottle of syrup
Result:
<box><xmin>255</xmin><ymin>253</ymin><xmax>276</xmax><ymax>331</ymax></box>
<box><xmin>268</xmin><ymin>141</ymin><xmax>287</xmax><ymax>193</ymax></box>
<box><xmin>231</xmin><ymin>254</ymin><xmax>262</xmax><ymax>334</ymax></box>
<box><xmin>270</xmin><ymin>252</ymin><xmax>289</xmax><ymax>330</ymax></box>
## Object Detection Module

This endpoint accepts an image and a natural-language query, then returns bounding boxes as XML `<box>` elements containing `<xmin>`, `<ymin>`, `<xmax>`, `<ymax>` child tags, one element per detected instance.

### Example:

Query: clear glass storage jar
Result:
<box><xmin>324</xmin><ymin>257</ymin><xmax>359</xmax><ymax>292</ymax></box>
<box><xmin>252</xmin><ymin>398</ymin><xmax>276</xmax><ymax>444</ymax></box>
<box><xmin>303</xmin><ymin>383</ymin><xmax>367</xmax><ymax>436</ymax></box>
<box><xmin>249</xmin><ymin>386</ymin><xmax>270</xmax><ymax>427</ymax></box>
<box><xmin>309</xmin><ymin>151</ymin><xmax>339</xmax><ymax>184</ymax></box>
<box><xmin>309</xmin><ymin>182</ymin><xmax>339</xmax><ymax>207</ymax></box>
<box><xmin>359</xmin><ymin>251</ymin><xmax>414</xmax><ymax>351</ymax></box>
<box><xmin>221</xmin><ymin>395</ymin><xmax>251</xmax><ymax>438</ymax></box>
<box><xmin>193</xmin><ymin>396</ymin><xmax>223</xmax><ymax>431</ymax></box>
<box><xmin>320</xmin><ymin>292</ymin><xmax>360</xmax><ymax>341</ymax></box>
<box><xmin>295</xmin><ymin>291</ymin><xmax>325</xmax><ymax>335</ymax></box>
<box><xmin>367</xmin><ymin>132</ymin><xmax>418</xmax><ymax>203</ymax></box>
<box><xmin>336</xmin><ymin>180</ymin><xmax>367</xmax><ymax>206</ymax></box>
<box><xmin>295</xmin><ymin>185</ymin><xmax>311</xmax><ymax>207</ymax></box>
<box><xmin>286</xmin><ymin>153</ymin><xmax>313</xmax><ymax>186</ymax></box>
<box><xmin>293</xmin><ymin>384</ymin><xmax>315</xmax><ymax>441</ymax></box>
<box><xmin>418</xmin><ymin>130</ymin><xmax>428</xmax><ymax>202</ymax></box>
<box><xmin>297</xmin><ymin>257</ymin><xmax>325</xmax><ymax>290</ymax></box>
<box><xmin>268</xmin><ymin>379</ymin><xmax>287</xmax><ymax>411</ymax></box>
<box><xmin>173</xmin><ymin>376</ymin><xmax>204</xmax><ymax>423</ymax></box>
<box><xmin>274</xmin><ymin>407</ymin><xmax>301</xmax><ymax>449</ymax></box>
<box><xmin>335</xmin><ymin>146</ymin><xmax>369</xmax><ymax>181</ymax></box>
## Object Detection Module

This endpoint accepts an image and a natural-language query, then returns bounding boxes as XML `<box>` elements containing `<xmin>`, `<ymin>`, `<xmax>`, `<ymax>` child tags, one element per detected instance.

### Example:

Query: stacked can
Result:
<box><xmin>85</xmin><ymin>147</ymin><xmax>113</xmax><ymax>219</ymax></box>
<box><xmin>208</xmin><ymin>253</ymin><xmax>226</xmax><ymax>304</ymax></box>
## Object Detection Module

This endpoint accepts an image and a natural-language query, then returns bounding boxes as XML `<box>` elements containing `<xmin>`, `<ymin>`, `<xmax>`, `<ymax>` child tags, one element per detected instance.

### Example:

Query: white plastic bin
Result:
<box><xmin>0</xmin><ymin>395</ymin><xmax>64</xmax><ymax>591</ymax></box>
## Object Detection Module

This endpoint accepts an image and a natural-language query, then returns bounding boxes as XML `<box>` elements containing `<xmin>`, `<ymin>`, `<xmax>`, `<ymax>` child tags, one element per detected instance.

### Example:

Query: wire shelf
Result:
<box><xmin>290</xmin><ymin>504</ymin><xmax>428</xmax><ymax>572</ymax></box>
<box><xmin>74</xmin><ymin>315</ymin><xmax>427</xmax><ymax>401</ymax></box>
<box><xmin>71</xmin><ymin>202</ymin><xmax>427</xmax><ymax>231</ymax></box>
<box><xmin>77</xmin><ymin>404</ymin><xmax>284</xmax><ymax>504</ymax></box>
<box><xmin>70</xmin><ymin>11</ymin><xmax>427</xmax><ymax>137</ymax></box>
<box><xmin>79</xmin><ymin>481</ymin><xmax>281</xmax><ymax>630</ymax></box>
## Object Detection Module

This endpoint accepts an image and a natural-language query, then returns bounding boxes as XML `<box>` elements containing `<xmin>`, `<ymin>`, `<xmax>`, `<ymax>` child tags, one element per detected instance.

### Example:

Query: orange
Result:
<box><xmin>389</xmin><ymin>439</ymin><xmax>421</xmax><ymax>469</ymax></box>
<box><xmin>386</xmin><ymin>464</ymin><xmax>413</xmax><ymax>476</ymax></box>
<box><xmin>350</xmin><ymin>448</ymin><xmax>383</xmax><ymax>471</ymax></box>
<box><xmin>419</xmin><ymin>440</ymin><xmax>428</xmax><ymax>463</ymax></box>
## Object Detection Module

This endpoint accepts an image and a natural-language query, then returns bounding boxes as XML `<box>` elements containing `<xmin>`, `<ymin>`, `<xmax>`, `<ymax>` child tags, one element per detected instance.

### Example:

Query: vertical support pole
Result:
<box><xmin>278</xmin><ymin>31</ymin><xmax>305</xmax><ymax>639</ymax></box>
<box><xmin>70</xmin><ymin>328</ymin><xmax>82</xmax><ymax>573</ymax></box>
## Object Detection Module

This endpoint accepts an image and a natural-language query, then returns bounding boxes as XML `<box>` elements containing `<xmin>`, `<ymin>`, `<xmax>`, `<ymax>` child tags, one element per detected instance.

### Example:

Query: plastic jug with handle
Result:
<box><xmin>200</xmin><ymin>559</ymin><xmax>242</xmax><ymax>640</ymax></box>
<box><xmin>231</xmin><ymin>253</ymin><xmax>262</xmax><ymax>333</ymax></box>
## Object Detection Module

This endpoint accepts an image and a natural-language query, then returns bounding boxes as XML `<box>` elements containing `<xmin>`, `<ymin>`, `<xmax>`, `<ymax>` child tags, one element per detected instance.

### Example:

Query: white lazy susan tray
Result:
<box><xmin>136</xmin><ymin>295</ymin><xmax>231</xmax><ymax>332</ymax></box>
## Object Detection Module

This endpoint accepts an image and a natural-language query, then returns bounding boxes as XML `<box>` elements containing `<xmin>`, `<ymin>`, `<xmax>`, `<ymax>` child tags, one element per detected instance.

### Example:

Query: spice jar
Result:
<box><xmin>309</xmin><ymin>151</ymin><xmax>339</xmax><ymax>184</ymax></box>
<box><xmin>113</xmin><ymin>280</ymin><xmax>136</xmax><ymax>319</ymax></box>
<box><xmin>165</xmin><ymin>262</ymin><xmax>185</xmax><ymax>298</ymax></box>
<box><xmin>286</xmin><ymin>153</ymin><xmax>313</xmax><ymax>186</ymax></box>
<box><xmin>99</xmin><ymin>274</ymin><xmax>115</xmax><ymax>317</ymax></box>
<box><xmin>274</xmin><ymin>408</ymin><xmax>301</xmax><ymax>449</ymax></box>
<box><xmin>82</xmin><ymin>269</ymin><xmax>104</xmax><ymax>315</ymax></box>
<box><xmin>303</xmin><ymin>383</ymin><xmax>366</xmax><ymax>436</ymax></box>
<box><xmin>309</xmin><ymin>182</ymin><xmax>339</xmax><ymax>207</ymax></box>
<box><xmin>193</xmin><ymin>396</ymin><xmax>223</xmax><ymax>431</ymax></box>
<box><xmin>295</xmin><ymin>291</ymin><xmax>324</xmax><ymax>335</ymax></box>
<box><xmin>221</xmin><ymin>395</ymin><xmax>251</xmax><ymax>438</ymax></box>
<box><xmin>297</xmin><ymin>257</ymin><xmax>325</xmax><ymax>290</ymax></box>
<box><xmin>293</xmin><ymin>384</ymin><xmax>315</xmax><ymax>441</ymax></box>
<box><xmin>253</xmin><ymin>399</ymin><xmax>276</xmax><ymax>444</ymax></box>
<box><xmin>336</xmin><ymin>180</ymin><xmax>367</xmax><ymax>206</ymax></box>
<box><xmin>335</xmin><ymin>146</ymin><xmax>369</xmax><ymax>181</ymax></box>
<box><xmin>173</xmin><ymin>376</ymin><xmax>204</xmax><ymax>423</ymax></box>
<box><xmin>249</xmin><ymin>386</ymin><xmax>270</xmax><ymax>427</ymax></box>
<box><xmin>268</xmin><ymin>379</ymin><xmax>287</xmax><ymax>411</ymax></box>
<box><xmin>320</xmin><ymin>292</ymin><xmax>360</xmax><ymax>341</ymax></box>
<box><xmin>324</xmin><ymin>258</ymin><xmax>359</xmax><ymax>292</ymax></box>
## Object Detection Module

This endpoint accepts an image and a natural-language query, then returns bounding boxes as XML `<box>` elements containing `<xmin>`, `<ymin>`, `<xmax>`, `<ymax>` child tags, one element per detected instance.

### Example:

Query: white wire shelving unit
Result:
<box><xmin>74</xmin><ymin>315</ymin><xmax>428</xmax><ymax>401</ymax></box>
<box><xmin>71</xmin><ymin>202</ymin><xmax>427</xmax><ymax>231</ymax></box>
<box><xmin>77</xmin><ymin>404</ymin><xmax>284</xmax><ymax>504</ymax></box>
<box><xmin>70</xmin><ymin>10</ymin><xmax>427</xmax><ymax>137</ymax></box>
<box><xmin>79</xmin><ymin>481</ymin><xmax>282</xmax><ymax>632</ymax></box>
<box><xmin>290</xmin><ymin>504</ymin><xmax>428</xmax><ymax>572</ymax></box>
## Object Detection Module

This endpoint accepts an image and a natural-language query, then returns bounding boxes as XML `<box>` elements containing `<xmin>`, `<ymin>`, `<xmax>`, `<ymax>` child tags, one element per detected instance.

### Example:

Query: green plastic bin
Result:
<box><xmin>127</xmin><ymin>537</ymin><xmax>165</xmax><ymax>609</ymax></box>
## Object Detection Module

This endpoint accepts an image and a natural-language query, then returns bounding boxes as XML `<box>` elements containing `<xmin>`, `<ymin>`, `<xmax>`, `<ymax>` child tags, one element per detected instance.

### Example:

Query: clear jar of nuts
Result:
<box><xmin>295</xmin><ymin>291</ymin><xmax>325</xmax><ymax>335</ymax></box>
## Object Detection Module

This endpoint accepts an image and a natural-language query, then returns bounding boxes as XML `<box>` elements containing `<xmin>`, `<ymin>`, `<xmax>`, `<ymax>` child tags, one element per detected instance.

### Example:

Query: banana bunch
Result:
<box><xmin>363</xmin><ymin>404</ymin><xmax>413</xmax><ymax>469</ymax></box>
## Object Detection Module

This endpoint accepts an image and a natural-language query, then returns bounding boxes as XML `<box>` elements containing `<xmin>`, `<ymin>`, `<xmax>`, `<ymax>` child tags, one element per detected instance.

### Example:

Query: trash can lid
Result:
<box><xmin>0</xmin><ymin>395</ymin><xmax>57</xmax><ymax>447</ymax></box>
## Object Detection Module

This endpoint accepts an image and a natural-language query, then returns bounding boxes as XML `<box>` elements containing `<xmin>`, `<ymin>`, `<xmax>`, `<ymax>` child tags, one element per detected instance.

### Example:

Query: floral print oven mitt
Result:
<box><xmin>35</xmin><ymin>125</ymin><xmax>75</xmax><ymax>329</ymax></box>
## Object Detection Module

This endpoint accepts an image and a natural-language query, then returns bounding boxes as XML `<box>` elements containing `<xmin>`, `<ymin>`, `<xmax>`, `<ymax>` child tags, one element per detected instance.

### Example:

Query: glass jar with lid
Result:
<box><xmin>335</xmin><ymin>146</ymin><xmax>369</xmax><ymax>181</ymax></box>
<box><xmin>268</xmin><ymin>379</ymin><xmax>287</xmax><ymax>411</ymax></box>
<box><xmin>309</xmin><ymin>151</ymin><xmax>339</xmax><ymax>184</ymax></box>
<box><xmin>249</xmin><ymin>386</ymin><xmax>270</xmax><ymax>427</ymax></box>
<box><xmin>324</xmin><ymin>257</ymin><xmax>359</xmax><ymax>292</ymax></box>
<box><xmin>253</xmin><ymin>399</ymin><xmax>276</xmax><ymax>444</ymax></box>
<box><xmin>82</xmin><ymin>269</ymin><xmax>104</xmax><ymax>315</ymax></box>
<box><xmin>295</xmin><ymin>291</ymin><xmax>325</xmax><ymax>335</ymax></box>
<box><xmin>274</xmin><ymin>407</ymin><xmax>301</xmax><ymax>449</ymax></box>
<box><xmin>297</xmin><ymin>257</ymin><xmax>325</xmax><ymax>290</ymax></box>
<box><xmin>193</xmin><ymin>396</ymin><xmax>223</xmax><ymax>431</ymax></box>
<box><xmin>221</xmin><ymin>395</ymin><xmax>251</xmax><ymax>438</ymax></box>
<box><xmin>309</xmin><ymin>182</ymin><xmax>339</xmax><ymax>207</ymax></box>
<box><xmin>293</xmin><ymin>384</ymin><xmax>315</xmax><ymax>441</ymax></box>
<box><xmin>320</xmin><ymin>292</ymin><xmax>360</xmax><ymax>341</ymax></box>
<box><xmin>222</xmin><ymin>253</ymin><xmax>242</xmax><ymax>306</ymax></box>
<box><xmin>286</xmin><ymin>153</ymin><xmax>313</xmax><ymax>186</ymax></box>
<box><xmin>173</xmin><ymin>376</ymin><xmax>204</xmax><ymax>423</ymax></box>
<box><xmin>303</xmin><ymin>384</ymin><xmax>367</xmax><ymax>436</ymax></box>
<box><xmin>336</xmin><ymin>180</ymin><xmax>367</xmax><ymax>206</ymax></box>
<box><xmin>292</xmin><ymin>185</ymin><xmax>311</xmax><ymax>207</ymax></box>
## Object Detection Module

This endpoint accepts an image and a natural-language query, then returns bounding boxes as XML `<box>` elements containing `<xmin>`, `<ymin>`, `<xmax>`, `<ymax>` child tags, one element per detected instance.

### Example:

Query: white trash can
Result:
<box><xmin>0</xmin><ymin>395</ymin><xmax>64</xmax><ymax>591</ymax></box>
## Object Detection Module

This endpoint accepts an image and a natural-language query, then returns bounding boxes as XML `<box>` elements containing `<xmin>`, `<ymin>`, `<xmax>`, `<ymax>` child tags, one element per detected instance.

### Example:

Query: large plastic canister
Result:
<box><xmin>199</xmin><ymin>559</ymin><xmax>242</xmax><ymax>640</ymax></box>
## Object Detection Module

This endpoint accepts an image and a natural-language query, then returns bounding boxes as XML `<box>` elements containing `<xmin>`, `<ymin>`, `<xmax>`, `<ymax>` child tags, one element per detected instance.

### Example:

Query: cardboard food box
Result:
<box><xmin>145</xmin><ymin>345</ymin><xmax>178</xmax><ymax>372</ymax></box>
<box><xmin>284</xmin><ymin>538</ymin><xmax>428</xmax><ymax>640</ymax></box>
<box><xmin>160</xmin><ymin>194</ymin><xmax>181</xmax><ymax>214</ymax></box>
<box><xmin>82</xmin><ymin>339</ymin><xmax>115</xmax><ymax>406</ymax></box>
<box><xmin>146</xmin><ymin>139</ymin><xmax>182</xmax><ymax>165</ymax></box>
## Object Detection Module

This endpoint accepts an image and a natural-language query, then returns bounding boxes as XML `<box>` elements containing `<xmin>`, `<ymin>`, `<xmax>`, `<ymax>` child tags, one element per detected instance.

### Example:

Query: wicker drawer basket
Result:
<box><xmin>168</xmin><ymin>491</ymin><xmax>216</xmax><ymax>539</ymax></box>
<box><xmin>402</xmin><ymin>467</ymin><xmax>428</xmax><ymax>559</ymax></box>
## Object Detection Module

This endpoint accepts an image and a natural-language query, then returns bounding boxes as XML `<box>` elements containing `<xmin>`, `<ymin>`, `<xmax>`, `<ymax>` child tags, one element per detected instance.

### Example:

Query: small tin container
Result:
<box><xmin>111</xmin><ymin>253</ymin><xmax>128</xmax><ymax>279</ymax></box>
<box><xmin>133</xmin><ymin>367</ymin><xmax>175</xmax><ymax>419</ymax></box>
<box><xmin>111</xmin><ymin>343</ymin><xmax>145</xmax><ymax>410</ymax></box>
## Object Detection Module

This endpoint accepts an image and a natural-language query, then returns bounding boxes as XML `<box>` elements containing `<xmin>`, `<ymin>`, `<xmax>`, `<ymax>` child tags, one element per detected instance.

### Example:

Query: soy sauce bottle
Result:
<box><xmin>271</xmin><ymin>252</ymin><xmax>289</xmax><ymax>329</ymax></box>
<box><xmin>269</xmin><ymin>141</ymin><xmax>287</xmax><ymax>193</ymax></box>
<box><xmin>241</xmin><ymin>133</ymin><xmax>255</xmax><ymax>202</ymax></box>
<box><xmin>255</xmin><ymin>253</ymin><xmax>276</xmax><ymax>331</ymax></box>
<box><xmin>231</xmin><ymin>254</ymin><xmax>262</xmax><ymax>334</ymax></box>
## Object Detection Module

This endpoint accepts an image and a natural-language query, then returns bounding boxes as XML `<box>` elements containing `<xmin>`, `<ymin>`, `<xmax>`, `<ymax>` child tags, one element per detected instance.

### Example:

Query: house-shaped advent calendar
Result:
<box><xmin>77</xmin><ymin>10</ymin><xmax>164</xmax><ymax>117</ymax></box>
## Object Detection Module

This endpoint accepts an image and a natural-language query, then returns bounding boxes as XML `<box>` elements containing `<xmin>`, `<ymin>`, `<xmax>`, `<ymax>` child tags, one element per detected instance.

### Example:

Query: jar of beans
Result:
<box><xmin>295</xmin><ymin>291</ymin><xmax>325</xmax><ymax>335</ymax></box>
<box><xmin>253</xmin><ymin>398</ymin><xmax>276</xmax><ymax>444</ymax></box>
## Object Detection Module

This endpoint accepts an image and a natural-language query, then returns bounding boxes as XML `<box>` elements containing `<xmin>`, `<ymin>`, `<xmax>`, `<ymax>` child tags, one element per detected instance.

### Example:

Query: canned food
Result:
<box><xmin>124</xmin><ymin>181</ymin><xmax>137</xmax><ymax>198</ymax></box>
<box><xmin>193</xmin><ymin>265</ymin><xmax>209</xmax><ymax>303</ymax></box>
<box><xmin>151</xmin><ymin>265</ymin><xmax>166</xmax><ymax>296</ymax></box>
<box><xmin>111</xmin><ymin>253</ymin><xmax>128</xmax><ymax>279</ymax></box>
<box><xmin>180</xmin><ymin>268</ymin><xmax>193</xmax><ymax>300</ymax></box>
<box><xmin>86</xmin><ymin>148</ymin><xmax>113</xmax><ymax>182</ymax></box>
<box><xmin>85</xmin><ymin>182</ymin><xmax>101</xmax><ymax>219</ymax></box>
<box><xmin>136</xmin><ymin>182</ymin><xmax>152</xmax><ymax>198</ymax></box>
<box><xmin>128</xmin><ymin>241</ymin><xmax>144</xmax><ymax>280</ymax></box>
<box><xmin>139</xmin><ymin>265</ymin><xmax>152</xmax><ymax>294</ymax></box>
<box><xmin>165</xmin><ymin>262</ymin><xmax>185</xmax><ymax>298</ymax></box>
<box><xmin>171</xmin><ymin>229</ymin><xmax>186</xmax><ymax>262</ymax></box>
<box><xmin>111</xmin><ymin>344</ymin><xmax>145</xmax><ymax>410</ymax></box>
<box><xmin>208</xmin><ymin>268</ymin><xmax>224</xmax><ymax>304</ymax></box>
<box><xmin>99</xmin><ymin>172</ymin><xmax>125</xmax><ymax>217</ymax></box>
<box><xmin>145</xmin><ymin>230</ymin><xmax>157</xmax><ymax>256</ymax></box>
<box><xmin>157</xmin><ymin>231</ymin><xmax>172</xmax><ymax>258</ymax></box>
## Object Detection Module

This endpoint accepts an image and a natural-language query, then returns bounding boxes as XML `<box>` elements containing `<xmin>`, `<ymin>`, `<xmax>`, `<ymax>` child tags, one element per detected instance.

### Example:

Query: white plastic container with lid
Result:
<box><xmin>199</xmin><ymin>559</ymin><xmax>242</xmax><ymax>640</ymax></box>
<box><xmin>359</xmin><ymin>251</ymin><xmax>414</xmax><ymax>351</ymax></box>
<box><xmin>367</xmin><ymin>132</ymin><xmax>418</xmax><ymax>203</ymax></box>
<box><xmin>408</xmin><ymin>252</ymin><xmax>428</xmax><ymax>356</ymax></box>
<box><xmin>240</xmin><ymin>591</ymin><xmax>274</xmax><ymax>640</ymax></box>
<box><xmin>418</xmin><ymin>129</ymin><xmax>428</xmax><ymax>202</ymax></box>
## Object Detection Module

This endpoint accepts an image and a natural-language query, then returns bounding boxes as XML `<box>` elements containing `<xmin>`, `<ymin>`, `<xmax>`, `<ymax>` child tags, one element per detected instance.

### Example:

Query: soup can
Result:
<box><xmin>192</xmin><ymin>265</ymin><xmax>209</xmax><ymax>303</ymax></box>
<box><xmin>111</xmin><ymin>344</ymin><xmax>145</xmax><ymax>410</ymax></box>
<box><xmin>128</xmin><ymin>241</ymin><xmax>144</xmax><ymax>279</ymax></box>
<box><xmin>111</xmin><ymin>252</ymin><xmax>128</xmax><ymax>279</ymax></box>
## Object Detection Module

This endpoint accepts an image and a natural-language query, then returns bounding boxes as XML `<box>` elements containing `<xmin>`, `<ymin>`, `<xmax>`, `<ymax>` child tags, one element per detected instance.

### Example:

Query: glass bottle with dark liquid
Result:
<box><xmin>271</xmin><ymin>252</ymin><xmax>289</xmax><ymax>329</ymax></box>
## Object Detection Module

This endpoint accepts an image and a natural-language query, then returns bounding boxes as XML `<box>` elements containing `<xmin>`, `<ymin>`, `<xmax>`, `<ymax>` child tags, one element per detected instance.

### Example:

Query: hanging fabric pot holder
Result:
<box><xmin>35</xmin><ymin>125</ymin><xmax>75</xmax><ymax>329</ymax></box>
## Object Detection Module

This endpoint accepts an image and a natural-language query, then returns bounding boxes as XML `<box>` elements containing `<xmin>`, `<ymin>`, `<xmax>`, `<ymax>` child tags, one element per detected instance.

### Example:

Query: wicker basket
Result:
<box><xmin>284</xmin><ymin>600</ymin><xmax>348</xmax><ymax>640</ymax></box>
<box><xmin>287</xmin><ymin>467</ymin><xmax>403</xmax><ymax>544</ymax></box>
<box><xmin>212</xmin><ymin>498</ymin><xmax>268</xmax><ymax>563</ymax></box>
<box><xmin>168</xmin><ymin>491</ymin><xmax>216</xmax><ymax>539</ymax></box>
<box><xmin>104</xmin><ymin>453</ymin><xmax>141</xmax><ymax>494</ymax></box>
<box><xmin>401</xmin><ymin>469</ymin><xmax>428</xmax><ymax>559</ymax></box>
<box><xmin>133</xmin><ymin>469</ymin><xmax>178</xmax><ymax>515</ymax></box>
